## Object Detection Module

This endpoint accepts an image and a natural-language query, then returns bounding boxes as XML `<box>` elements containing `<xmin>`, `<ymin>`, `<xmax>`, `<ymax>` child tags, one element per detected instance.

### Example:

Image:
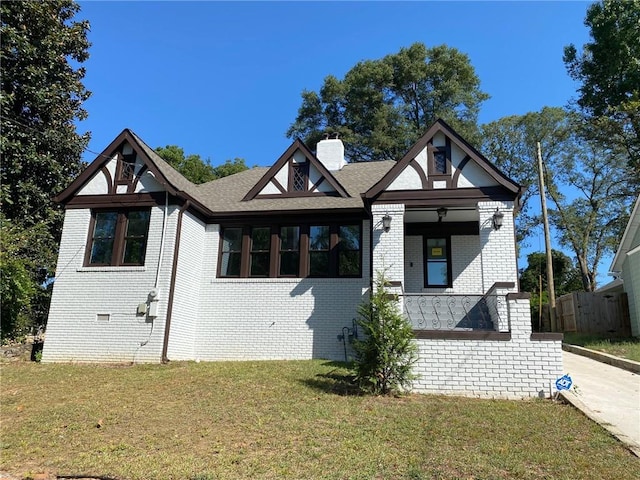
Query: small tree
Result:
<box><xmin>353</xmin><ymin>272</ymin><xmax>418</xmax><ymax>395</ymax></box>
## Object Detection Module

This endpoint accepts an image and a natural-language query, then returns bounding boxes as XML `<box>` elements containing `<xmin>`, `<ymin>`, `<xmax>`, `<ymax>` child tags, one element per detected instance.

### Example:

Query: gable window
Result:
<box><xmin>433</xmin><ymin>149</ymin><xmax>447</xmax><ymax>174</ymax></box>
<box><xmin>119</xmin><ymin>152</ymin><xmax>136</xmax><ymax>181</ymax></box>
<box><xmin>425</xmin><ymin>237</ymin><xmax>451</xmax><ymax>287</ymax></box>
<box><xmin>218</xmin><ymin>221</ymin><xmax>361</xmax><ymax>278</ymax></box>
<box><xmin>86</xmin><ymin>209</ymin><xmax>151</xmax><ymax>266</ymax></box>
<box><xmin>291</xmin><ymin>163</ymin><xmax>309</xmax><ymax>192</ymax></box>
<box><xmin>250</xmin><ymin>227</ymin><xmax>271</xmax><ymax>276</ymax></box>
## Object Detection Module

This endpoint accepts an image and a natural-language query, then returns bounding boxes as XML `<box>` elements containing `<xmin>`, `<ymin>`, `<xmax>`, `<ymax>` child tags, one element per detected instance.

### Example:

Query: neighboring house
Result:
<box><xmin>610</xmin><ymin>195</ymin><xmax>640</xmax><ymax>336</ymax></box>
<box><xmin>43</xmin><ymin>119</ymin><xmax>562</xmax><ymax>398</ymax></box>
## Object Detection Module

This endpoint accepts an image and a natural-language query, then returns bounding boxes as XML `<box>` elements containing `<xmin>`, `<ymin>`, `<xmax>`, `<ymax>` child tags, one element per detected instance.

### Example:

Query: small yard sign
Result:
<box><xmin>555</xmin><ymin>374</ymin><xmax>573</xmax><ymax>391</ymax></box>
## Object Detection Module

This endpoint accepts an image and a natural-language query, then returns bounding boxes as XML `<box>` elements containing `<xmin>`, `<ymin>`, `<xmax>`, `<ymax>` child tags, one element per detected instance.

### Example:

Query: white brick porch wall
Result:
<box><xmin>478</xmin><ymin>201</ymin><xmax>518</xmax><ymax>292</ymax></box>
<box><xmin>412</xmin><ymin>296</ymin><xmax>563</xmax><ymax>398</ymax></box>
<box><xmin>43</xmin><ymin>205</ymin><xmax>178</xmax><ymax>363</ymax></box>
<box><xmin>372</xmin><ymin>204</ymin><xmax>405</xmax><ymax>290</ymax></box>
<box><xmin>193</xmin><ymin>221</ymin><xmax>371</xmax><ymax>361</ymax></box>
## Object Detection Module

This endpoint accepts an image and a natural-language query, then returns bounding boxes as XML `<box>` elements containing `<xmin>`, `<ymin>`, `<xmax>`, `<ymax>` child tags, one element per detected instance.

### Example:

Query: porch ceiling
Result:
<box><xmin>404</xmin><ymin>207</ymin><xmax>478</xmax><ymax>223</ymax></box>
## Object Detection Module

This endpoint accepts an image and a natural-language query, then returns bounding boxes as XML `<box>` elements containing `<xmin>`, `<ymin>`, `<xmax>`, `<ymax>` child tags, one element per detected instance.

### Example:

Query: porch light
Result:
<box><xmin>437</xmin><ymin>207</ymin><xmax>447</xmax><ymax>222</ymax></box>
<box><xmin>382</xmin><ymin>213</ymin><xmax>392</xmax><ymax>232</ymax></box>
<box><xmin>492</xmin><ymin>208</ymin><xmax>504</xmax><ymax>230</ymax></box>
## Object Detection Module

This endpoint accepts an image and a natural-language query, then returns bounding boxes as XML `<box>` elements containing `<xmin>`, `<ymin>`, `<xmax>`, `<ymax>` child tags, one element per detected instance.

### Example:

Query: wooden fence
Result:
<box><xmin>556</xmin><ymin>291</ymin><xmax>631</xmax><ymax>336</ymax></box>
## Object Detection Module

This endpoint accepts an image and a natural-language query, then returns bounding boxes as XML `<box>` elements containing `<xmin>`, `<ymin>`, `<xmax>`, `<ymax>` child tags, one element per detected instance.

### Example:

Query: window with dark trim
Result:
<box><xmin>218</xmin><ymin>222</ymin><xmax>361</xmax><ymax>278</ymax></box>
<box><xmin>250</xmin><ymin>227</ymin><xmax>271</xmax><ymax>276</ymax></box>
<box><xmin>220</xmin><ymin>227</ymin><xmax>243</xmax><ymax>276</ymax></box>
<box><xmin>279</xmin><ymin>226</ymin><xmax>300</xmax><ymax>276</ymax></box>
<box><xmin>86</xmin><ymin>209</ymin><xmax>151</xmax><ymax>266</ymax></box>
<box><xmin>424</xmin><ymin>237</ymin><xmax>451</xmax><ymax>287</ymax></box>
<box><xmin>119</xmin><ymin>152</ymin><xmax>136</xmax><ymax>181</ymax></box>
<box><xmin>309</xmin><ymin>225</ymin><xmax>330</xmax><ymax>276</ymax></box>
<box><xmin>290</xmin><ymin>163</ymin><xmax>309</xmax><ymax>191</ymax></box>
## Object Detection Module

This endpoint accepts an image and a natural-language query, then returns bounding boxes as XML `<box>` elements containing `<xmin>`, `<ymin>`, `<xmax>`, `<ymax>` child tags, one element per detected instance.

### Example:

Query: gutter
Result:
<box><xmin>161</xmin><ymin>199</ymin><xmax>191</xmax><ymax>363</ymax></box>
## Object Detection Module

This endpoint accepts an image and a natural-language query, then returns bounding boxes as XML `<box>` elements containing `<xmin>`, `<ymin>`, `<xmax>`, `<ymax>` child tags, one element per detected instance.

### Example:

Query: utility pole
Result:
<box><xmin>537</xmin><ymin>142</ymin><xmax>557</xmax><ymax>331</ymax></box>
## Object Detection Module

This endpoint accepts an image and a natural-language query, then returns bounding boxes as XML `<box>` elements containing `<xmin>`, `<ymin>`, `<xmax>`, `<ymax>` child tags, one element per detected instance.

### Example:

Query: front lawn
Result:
<box><xmin>563</xmin><ymin>332</ymin><xmax>640</xmax><ymax>362</ymax></box>
<box><xmin>1</xmin><ymin>360</ymin><xmax>638</xmax><ymax>480</ymax></box>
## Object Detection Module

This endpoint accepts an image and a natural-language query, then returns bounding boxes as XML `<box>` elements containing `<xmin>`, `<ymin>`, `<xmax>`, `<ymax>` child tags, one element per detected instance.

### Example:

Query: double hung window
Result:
<box><xmin>86</xmin><ymin>209</ymin><xmax>151</xmax><ymax>266</ymax></box>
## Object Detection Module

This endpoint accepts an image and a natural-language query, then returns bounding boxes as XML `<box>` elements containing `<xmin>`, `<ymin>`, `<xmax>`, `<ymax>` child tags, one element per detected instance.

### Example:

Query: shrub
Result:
<box><xmin>353</xmin><ymin>271</ymin><xmax>418</xmax><ymax>395</ymax></box>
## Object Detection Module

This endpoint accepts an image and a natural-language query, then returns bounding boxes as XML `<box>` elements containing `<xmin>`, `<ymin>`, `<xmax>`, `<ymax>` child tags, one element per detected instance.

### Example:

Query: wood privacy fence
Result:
<box><xmin>556</xmin><ymin>291</ymin><xmax>631</xmax><ymax>336</ymax></box>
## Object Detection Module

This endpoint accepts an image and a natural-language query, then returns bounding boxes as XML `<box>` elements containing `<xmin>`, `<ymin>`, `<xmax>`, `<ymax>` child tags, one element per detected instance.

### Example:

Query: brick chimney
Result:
<box><xmin>316</xmin><ymin>134</ymin><xmax>347</xmax><ymax>171</ymax></box>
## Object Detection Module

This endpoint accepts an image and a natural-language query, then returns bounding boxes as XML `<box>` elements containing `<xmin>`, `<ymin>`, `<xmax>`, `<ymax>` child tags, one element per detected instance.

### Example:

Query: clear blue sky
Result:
<box><xmin>77</xmin><ymin>0</ymin><xmax>608</xmax><ymax>284</ymax></box>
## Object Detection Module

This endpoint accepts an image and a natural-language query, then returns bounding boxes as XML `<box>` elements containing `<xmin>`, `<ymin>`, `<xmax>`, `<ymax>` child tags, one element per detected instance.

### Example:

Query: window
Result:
<box><xmin>221</xmin><ymin>227</ymin><xmax>243</xmax><ymax>276</ymax></box>
<box><xmin>119</xmin><ymin>152</ymin><xmax>136</xmax><ymax>181</ymax></box>
<box><xmin>250</xmin><ymin>227</ymin><xmax>271</xmax><ymax>276</ymax></box>
<box><xmin>291</xmin><ymin>163</ymin><xmax>309</xmax><ymax>191</ymax></box>
<box><xmin>309</xmin><ymin>226</ymin><xmax>330</xmax><ymax>276</ymax></box>
<box><xmin>279</xmin><ymin>226</ymin><xmax>300</xmax><ymax>276</ymax></box>
<box><xmin>217</xmin><ymin>222</ymin><xmax>361</xmax><ymax>278</ymax></box>
<box><xmin>425</xmin><ymin>237</ymin><xmax>450</xmax><ymax>287</ymax></box>
<box><xmin>87</xmin><ymin>209</ymin><xmax>151</xmax><ymax>266</ymax></box>
<box><xmin>433</xmin><ymin>149</ymin><xmax>447</xmax><ymax>174</ymax></box>
<box><xmin>338</xmin><ymin>225</ymin><xmax>361</xmax><ymax>276</ymax></box>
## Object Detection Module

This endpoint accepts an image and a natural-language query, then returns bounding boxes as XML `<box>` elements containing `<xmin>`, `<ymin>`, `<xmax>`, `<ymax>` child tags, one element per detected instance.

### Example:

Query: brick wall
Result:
<box><xmin>43</xmin><ymin>206</ymin><xmax>179</xmax><ymax>363</ymax></box>
<box><xmin>412</xmin><ymin>296</ymin><xmax>563</xmax><ymax>398</ymax></box>
<box><xmin>193</xmin><ymin>221</ymin><xmax>372</xmax><ymax>361</ymax></box>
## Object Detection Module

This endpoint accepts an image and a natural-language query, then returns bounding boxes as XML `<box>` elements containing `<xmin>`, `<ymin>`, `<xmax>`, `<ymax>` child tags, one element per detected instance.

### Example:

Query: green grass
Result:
<box><xmin>563</xmin><ymin>332</ymin><xmax>640</xmax><ymax>362</ymax></box>
<box><xmin>1</xmin><ymin>360</ymin><xmax>638</xmax><ymax>480</ymax></box>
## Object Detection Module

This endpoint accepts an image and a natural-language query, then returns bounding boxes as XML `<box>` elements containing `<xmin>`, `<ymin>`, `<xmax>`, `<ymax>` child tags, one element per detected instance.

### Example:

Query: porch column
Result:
<box><xmin>478</xmin><ymin>201</ymin><xmax>519</xmax><ymax>293</ymax></box>
<box><xmin>371</xmin><ymin>204</ymin><xmax>405</xmax><ymax>293</ymax></box>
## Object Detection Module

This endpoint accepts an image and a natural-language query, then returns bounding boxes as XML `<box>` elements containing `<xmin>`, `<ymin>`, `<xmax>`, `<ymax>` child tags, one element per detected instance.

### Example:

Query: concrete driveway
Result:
<box><xmin>561</xmin><ymin>350</ymin><xmax>640</xmax><ymax>456</ymax></box>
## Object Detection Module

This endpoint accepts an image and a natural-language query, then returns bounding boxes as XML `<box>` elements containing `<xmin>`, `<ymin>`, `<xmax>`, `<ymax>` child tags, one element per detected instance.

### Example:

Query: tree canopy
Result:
<box><xmin>0</xmin><ymin>0</ymin><xmax>91</xmax><ymax>340</ymax></box>
<box><xmin>564</xmin><ymin>0</ymin><xmax>640</xmax><ymax>175</ymax></box>
<box><xmin>155</xmin><ymin>145</ymin><xmax>249</xmax><ymax>183</ymax></box>
<box><xmin>287</xmin><ymin>43</ymin><xmax>489</xmax><ymax>161</ymax></box>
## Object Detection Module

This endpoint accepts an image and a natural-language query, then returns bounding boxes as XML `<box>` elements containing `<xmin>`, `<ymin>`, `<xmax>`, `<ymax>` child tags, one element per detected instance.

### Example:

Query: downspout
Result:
<box><xmin>161</xmin><ymin>199</ymin><xmax>190</xmax><ymax>363</ymax></box>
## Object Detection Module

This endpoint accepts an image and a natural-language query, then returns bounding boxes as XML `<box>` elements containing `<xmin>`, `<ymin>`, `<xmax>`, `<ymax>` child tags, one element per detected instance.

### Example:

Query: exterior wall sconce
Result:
<box><xmin>437</xmin><ymin>207</ymin><xmax>447</xmax><ymax>223</ymax></box>
<box><xmin>382</xmin><ymin>213</ymin><xmax>392</xmax><ymax>232</ymax></box>
<box><xmin>492</xmin><ymin>208</ymin><xmax>504</xmax><ymax>230</ymax></box>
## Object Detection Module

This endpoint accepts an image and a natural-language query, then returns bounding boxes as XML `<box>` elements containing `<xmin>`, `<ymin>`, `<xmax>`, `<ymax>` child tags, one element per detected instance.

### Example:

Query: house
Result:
<box><xmin>609</xmin><ymin>194</ymin><xmax>640</xmax><ymax>337</ymax></box>
<box><xmin>43</xmin><ymin>119</ymin><xmax>563</xmax><ymax>398</ymax></box>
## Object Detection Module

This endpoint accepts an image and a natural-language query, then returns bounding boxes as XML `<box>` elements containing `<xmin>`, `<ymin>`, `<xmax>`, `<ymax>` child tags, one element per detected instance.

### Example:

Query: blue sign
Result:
<box><xmin>555</xmin><ymin>374</ymin><xmax>573</xmax><ymax>391</ymax></box>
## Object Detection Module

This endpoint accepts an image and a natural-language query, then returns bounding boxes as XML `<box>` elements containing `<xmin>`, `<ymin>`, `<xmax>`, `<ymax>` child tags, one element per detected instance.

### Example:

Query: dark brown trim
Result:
<box><xmin>271</xmin><ymin>177</ymin><xmax>287</xmax><ymax>194</ymax></box>
<box><xmin>100</xmin><ymin>165</ymin><xmax>114</xmax><ymax>195</ymax></box>
<box><xmin>373</xmin><ymin>186</ymin><xmax>517</xmax><ymax>204</ymax></box>
<box><xmin>531</xmin><ymin>332</ymin><xmax>564</xmax><ymax>341</ymax></box>
<box><xmin>242</xmin><ymin>139</ymin><xmax>349</xmax><ymax>201</ymax></box>
<box><xmin>452</xmin><ymin>155</ymin><xmax>471</xmax><ymax>188</ymax></box>
<box><xmin>310</xmin><ymin>176</ymin><xmax>326</xmax><ymax>192</ymax></box>
<box><xmin>255</xmin><ymin>191</ymin><xmax>343</xmax><ymax>199</ymax></box>
<box><xmin>131</xmin><ymin>165</ymin><xmax>148</xmax><ymax>193</ymax></box>
<box><xmin>413</xmin><ymin>330</ymin><xmax>512</xmax><ymax>340</ymax></box>
<box><xmin>364</xmin><ymin>119</ymin><xmax>521</xmax><ymax>200</ymax></box>
<box><xmin>506</xmin><ymin>292</ymin><xmax>531</xmax><ymax>300</ymax></box>
<box><xmin>405</xmin><ymin>221</ymin><xmax>479</xmax><ymax>236</ymax></box>
<box><xmin>408</xmin><ymin>159</ymin><xmax>428</xmax><ymax>189</ymax></box>
<box><xmin>162</xmin><ymin>201</ymin><xmax>191</xmax><ymax>363</ymax></box>
<box><xmin>209</xmin><ymin>207</ymin><xmax>368</xmax><ymax>221</ymax></box>
<box><xmin>65</xmin><ymin>192</ymin><xmax>171</xmax><ymax>209</ymax></box>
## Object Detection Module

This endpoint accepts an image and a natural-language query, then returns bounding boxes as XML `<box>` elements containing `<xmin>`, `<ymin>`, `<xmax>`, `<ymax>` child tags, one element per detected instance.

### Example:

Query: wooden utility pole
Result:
<box><xmin>537</xmin><ymin>142</ymin><xmax>557</xmax><ymax>331</ymax></box>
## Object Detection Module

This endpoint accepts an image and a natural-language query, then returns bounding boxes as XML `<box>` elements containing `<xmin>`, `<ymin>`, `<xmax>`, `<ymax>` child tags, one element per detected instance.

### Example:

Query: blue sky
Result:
<box><xmin>77</xmin><ymin>0</ymin><xmax>608</xmax><ymax>283</ymax></box>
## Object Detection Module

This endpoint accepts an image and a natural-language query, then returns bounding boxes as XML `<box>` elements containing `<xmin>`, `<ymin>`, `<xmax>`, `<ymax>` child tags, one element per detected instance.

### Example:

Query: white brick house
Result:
<box><xmin>43</xmin><ymin>119</ymin><xmax>563</xmax><ymax>398</ymax></box>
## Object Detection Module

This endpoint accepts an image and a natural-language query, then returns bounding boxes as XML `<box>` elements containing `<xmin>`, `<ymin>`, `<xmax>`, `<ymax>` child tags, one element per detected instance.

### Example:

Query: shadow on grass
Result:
<box><xmin>300</xmin><ymin>361</ymin><xmax>362</xmax><ymax>396</ymax></box>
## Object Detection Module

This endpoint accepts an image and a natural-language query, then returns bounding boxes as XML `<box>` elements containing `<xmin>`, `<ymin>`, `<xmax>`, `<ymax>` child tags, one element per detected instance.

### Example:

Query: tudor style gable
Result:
<box><xmin>243</xmin><ymin>139</ymin><xmax>349</xmax><ymax>200</ymax></box>
<box><xmin>365</xmin><ymin>119</ymin><xmax>521</xmax><ymax>204</ymax></box>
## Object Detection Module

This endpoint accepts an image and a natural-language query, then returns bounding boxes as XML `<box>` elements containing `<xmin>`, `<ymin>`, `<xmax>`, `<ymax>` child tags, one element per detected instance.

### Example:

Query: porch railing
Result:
<box><xmin>400</xmin><ymin>283</ymin><xmax>514</xmax><ymax>332</ymax></box>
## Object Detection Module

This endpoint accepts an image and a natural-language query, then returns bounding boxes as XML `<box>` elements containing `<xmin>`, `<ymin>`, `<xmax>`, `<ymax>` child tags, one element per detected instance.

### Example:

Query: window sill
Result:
<box><xmin>77</xmin><ymin>266</ymin><xmax>146</xmax><ymax>272</ymax></box>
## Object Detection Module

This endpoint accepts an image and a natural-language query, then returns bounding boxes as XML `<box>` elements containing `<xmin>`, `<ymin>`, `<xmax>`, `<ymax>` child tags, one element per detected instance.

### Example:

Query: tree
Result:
<box><xmin>155</xmin><ymin>145</ymin><xmax>249</xmax><ymax>184</ymax></box>
<box><xmin>353</xmin><ymin>272</ymin><xmax>418</xmax><ymax>395</ymax></box>
<box><xmin>481</xmin><ymin>107</ymin><xmax>573</xmax><ymax>243</ymax></box>
<box><xmin>564</xmin><ymin>0</ymin><xmax>640</xmax><ymax>175</ymax></box>
<box><xmin>287</xmin><ymin>43</ymin><xmax>489</xmax><ymax>161</ymax></box>
<box><xmin>543</xmin><ymin>129</ymin><xmax>637</xmax><ymax>291</ymax></box>
<box><xmin>0</xmin><ymin>0</ymin><xmax>91</xmax><ymax>340</ymax></box>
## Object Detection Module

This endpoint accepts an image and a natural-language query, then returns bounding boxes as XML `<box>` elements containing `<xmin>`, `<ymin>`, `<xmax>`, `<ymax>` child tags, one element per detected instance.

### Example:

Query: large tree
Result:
<box><xmin>480</xmin><ymin>107</ymin><xmax>573</xmax><ymax>243</ymax></box>
<box><xmin>564</xmin><ymin>0</ymin><xmax>640</xmax><ymax>175</ymax></box>
<box><xmin>287</xmin><ymin>43</ymin><xmax>489</xmax><ymax>161</ymax></box>
<box><xmin>155</xmin><ymin>145</ymin><xmax>249</xmax><ymax>184</ymax></box>
<box><xmin>0</xmin><ymin>0</ymin><xmax>91</xmax><ymax>339</ymax></box>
